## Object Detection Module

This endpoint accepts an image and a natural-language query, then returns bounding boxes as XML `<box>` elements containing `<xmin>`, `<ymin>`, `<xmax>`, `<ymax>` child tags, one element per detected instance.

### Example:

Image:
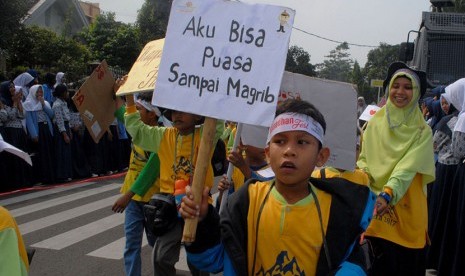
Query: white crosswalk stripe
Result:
<box><xmin>32</xmin><ymin>213</ymin><xmax>124</xmax><ymax>250</ymax></box>
<box><xmin>10</xmin><ymin>184</ymin><xmax>120</xmax><ymax>217</ymax></box>
<box><xmin>1</xmin><ymin>180</ymin><xmax>198</xmax><ymax>273</ymax></box>
<box><xmin>86</xmin><ymin>235</ymin><xmax>148</xmax><ymax>260</ymax></box>
<box><xmin>18</xmin><ymin>194</ymin><xmax>120</xmax><ymax>235</ymax></box>
<box><xmin>0</xmin><ymin>182</ymin><xmax>97</xmax><ymax>206</ymax></box>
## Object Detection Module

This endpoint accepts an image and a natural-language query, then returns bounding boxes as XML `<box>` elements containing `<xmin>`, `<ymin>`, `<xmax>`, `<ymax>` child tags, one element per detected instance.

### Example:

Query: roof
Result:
<box><xmin>23</xmin><ymin>0</ymin><xmax>89</xmax><ymax>32</ymax></box>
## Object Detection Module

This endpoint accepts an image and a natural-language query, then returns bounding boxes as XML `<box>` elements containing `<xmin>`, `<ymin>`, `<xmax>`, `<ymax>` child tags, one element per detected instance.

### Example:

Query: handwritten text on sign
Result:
<box><xmin>72</xmin><ymin>60</ymin><xmax>116</xmax><ymax>143</ymax></box>
<box><xmin>116</xmin><ymin>39</ymin><xmax>164</xmax><ymax>96</ymax></box>
<box><xmin>154</xmin><ymin>0</ymin><xmax>294</xmax><ymax>127</ymax></box>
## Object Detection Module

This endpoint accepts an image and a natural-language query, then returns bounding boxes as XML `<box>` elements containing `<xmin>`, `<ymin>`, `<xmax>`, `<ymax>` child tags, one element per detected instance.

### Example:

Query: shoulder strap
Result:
<box><xmin>320</xmin><ymin>168</ymin><xmax>326</xmax><ymax>179</ymax></box>
<box><xmin>309</xmin><ymin>183</ymin><xmax>332</xmax><ymax>270</ymax></box>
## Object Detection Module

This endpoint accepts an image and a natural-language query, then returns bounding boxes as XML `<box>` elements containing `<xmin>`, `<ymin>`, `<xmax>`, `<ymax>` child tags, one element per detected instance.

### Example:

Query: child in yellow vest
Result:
<box><xmin>311</xmin><ymin>132</ymin><xmax>369</xmax><ymax>186</ymax></box>
<box><xmin>111</xmin><ymin>92</ymin><xmax>161</xmax><ymax>276</ymax></box>
<box><xmin>124</xmin><ymin>95</ymin><xmax>223</xmax><ymax>275</ymax></box>
<box><xmin>180</xmin><ymin>99</ymin><xmax>376</xmax><ymax>275</ymax></box>
<box><xmin>0</xmin><ymin>206</ymin><xmax>29</xmax><ymax>276</ymax></box>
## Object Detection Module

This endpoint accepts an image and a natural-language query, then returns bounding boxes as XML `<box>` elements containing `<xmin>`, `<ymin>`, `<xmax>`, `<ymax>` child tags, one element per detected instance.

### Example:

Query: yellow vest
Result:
<box><xmin>365</xmin><ymin>174</ymin><xmax>427</xmax><ymax>248</ymax></box>
<box><xmin>120</xmin><ymin>144</ymin><xmax>159</xmax><ymax>202</ymax></box>
<box><xmin>246</xmin><ymin>182</ymin><xmax>332</xmax><ymax>275</ymax></box>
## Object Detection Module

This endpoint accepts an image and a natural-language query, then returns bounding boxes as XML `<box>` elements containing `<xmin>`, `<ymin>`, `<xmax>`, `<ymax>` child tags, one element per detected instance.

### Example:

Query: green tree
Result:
<box><xmin>361</xmin><ymin>43</ymin><xmax>400</xmax><ymax>103</ymax></box>
<box><xmin>349</xmin><ymin>61</ymin><xmax>371</xmax><ymax>101</ymax></box>
<box><xmin>8</xmin><ymin>25</ymin><xmax>90</xmax><ymax>82</ymax></box>
<box><xmin>285</xmin><ymin>46</ymin><xmax>316</xmax><ymax>77</ymax></box>
<box><xmin>55</xmin><ymin>38</ymin><xmax>91</xmax><ymax>82</ymax></box>
<box><xmin>80</xmin><ymin>12</ymin><xmax>141</xmax><ymax>71</ymax></box>
<box><xmin>9</xmin><ymin>26</ymin><xmax>61</xmax><ymax>68</ymax></box>
<box><xmin>0</xmin><ymin>1</ymin><xmax>35</xmax><ymax>50</ymax></box>
<box><xmin>442</xmin><ymin>0</ymin><xmax>465</xmax><ymax>12</ymax></box>
<box><xmin>317</xmin><ymin>42</ymin><xmax>353</xmax><ymax>82</ymax></box>
<box><xmin>137</xmin><ymin>0</ymin><xmax>172</xmax><ymax>45</ymax></box>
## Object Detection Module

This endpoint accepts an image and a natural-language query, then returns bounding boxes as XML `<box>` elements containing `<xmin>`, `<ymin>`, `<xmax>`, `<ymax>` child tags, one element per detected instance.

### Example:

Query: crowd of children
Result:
<box><xmin>0</xmin><ymin>71</ymin><xmax>131</xmax><ymax>192</ymax></box>
<box><xmin>426</xmin><ymin>77</ymin><xmax>465</xmax><ymax>275</ymax></box>
<box><xmin>2</xmin><ymin>60</ymin><xmax>465</xmax><ymax>276</ymax></box>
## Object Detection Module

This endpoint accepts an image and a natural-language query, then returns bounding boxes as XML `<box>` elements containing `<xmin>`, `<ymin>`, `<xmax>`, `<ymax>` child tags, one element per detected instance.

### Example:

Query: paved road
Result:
<box><xmin>0</xmin><ymin>174</ymin><xmax>208</xmax><ymax>276</ymax></box>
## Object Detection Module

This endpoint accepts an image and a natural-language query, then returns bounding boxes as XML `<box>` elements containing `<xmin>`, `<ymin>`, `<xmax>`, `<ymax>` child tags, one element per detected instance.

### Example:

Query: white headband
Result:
<box><xmin>136</xmin><ymin>99</ymin><xmax>161</xmax><ymax>117</ymax></box>
<box><xmin>266</xmin><ymin>112</ymin><xmax>324</xmax><ymax>144</ymax></box>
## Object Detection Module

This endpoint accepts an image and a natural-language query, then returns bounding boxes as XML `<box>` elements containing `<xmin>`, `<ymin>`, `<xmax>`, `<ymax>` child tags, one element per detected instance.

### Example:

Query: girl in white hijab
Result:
<box><xmin>443</xmin><ymin>78</ymin><xmax>465</xmax><ymax>275</ymax></box>
<box><xmin>54</xmin><ymin>72</ymin><xmax>66</xmax><ymax>88</ymax></box>
<box><xmin>24</xmin><ymin>84</ymin><xmax>56</xmax><ymax>184</ymax></box>
<box><xmin>13</xmin><ymin>72</ymin><xmax>34</xmax><ymax>100</ymax></box>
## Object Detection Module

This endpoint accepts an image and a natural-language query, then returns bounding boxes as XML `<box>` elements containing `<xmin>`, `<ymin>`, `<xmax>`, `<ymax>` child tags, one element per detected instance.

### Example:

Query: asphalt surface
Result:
<box><xmin>0</xmin><ymin>173</ymin><xmax>201</xmax><ymax>276</ymax></box>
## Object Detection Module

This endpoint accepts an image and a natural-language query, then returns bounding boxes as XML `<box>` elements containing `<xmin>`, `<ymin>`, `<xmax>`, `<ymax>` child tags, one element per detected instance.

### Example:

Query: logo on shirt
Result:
<box><xmin>171</xmin><ymin>156</ymin><xmax>193</xmax><ymax>180</ymax></box>
<box><xmin>255</xmin><ymin>251</ymin><xmax>305</xmax><ymax>275</ymax></box>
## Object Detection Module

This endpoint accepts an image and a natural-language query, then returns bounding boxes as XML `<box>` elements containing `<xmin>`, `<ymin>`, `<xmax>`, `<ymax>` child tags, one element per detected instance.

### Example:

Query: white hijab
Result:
<box><xmin>23</xmin><ymin>85</ymin><xmax>51</xmax><ymax>112</ymax></box>
<box><xmin>54</xmin><ymin>72</ymin><xmax>65</xmax><ymax>88</ymax></box>
<box><xmin>13</xmin><ymin>72</ymin><xmax>34</xmax><ymax>99</ymax></box>
<box><xmin>443</xmin><ymin>78</ymin><xmax>465</xmax><ymax>133</ymax></box>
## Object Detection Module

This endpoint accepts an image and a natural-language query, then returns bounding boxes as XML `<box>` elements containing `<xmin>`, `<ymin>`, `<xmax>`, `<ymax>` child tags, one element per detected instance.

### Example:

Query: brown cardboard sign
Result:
<box><xmin>115</xmin><ymin>39</ymin><xmax>164</xmax><ymax>96</ymax></box>
<box><xmin>72</xmin><ymin>60</ymin><xmax>116</xmax><ymax>143</ymax></box>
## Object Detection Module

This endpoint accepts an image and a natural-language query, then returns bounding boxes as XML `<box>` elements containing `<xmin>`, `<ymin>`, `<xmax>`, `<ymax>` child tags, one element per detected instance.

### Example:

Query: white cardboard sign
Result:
<box><xmin>279</xmin><ymin>72</ymin><xmax>358</xmax><ymax>171</ymax></box>
<box><xmin>153</xmin><ymin>0</ymin><xmax>294</xmax><ymax>127</ymax></box>
<box><xmin>359</xmin><ymin>105</ymin><xmax>381</xmax><ymax>122</ymax></box>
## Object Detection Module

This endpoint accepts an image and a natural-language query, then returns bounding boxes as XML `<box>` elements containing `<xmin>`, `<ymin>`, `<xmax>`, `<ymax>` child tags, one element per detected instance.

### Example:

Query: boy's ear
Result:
<box><xmin>148</xmin><ymin>111</ymin><xmax>158</xmax><ymax>121</ymax></box>
<box><xmin>264</xmin><ymin>145</ymin><xmax>270</xmax><ymax>160</ymax></box>
<box><xmin>316</xmin><ymin>147</ymin><xmax>330</xmax><ymax>167</ymax></box>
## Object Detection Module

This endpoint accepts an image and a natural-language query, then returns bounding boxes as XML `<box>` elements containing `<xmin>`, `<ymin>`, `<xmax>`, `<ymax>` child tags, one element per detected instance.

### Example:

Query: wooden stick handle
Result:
<box><xmin>182</xmin><ymin>117</ymin><xmax>217</xmax><ymax>243</ymax></box>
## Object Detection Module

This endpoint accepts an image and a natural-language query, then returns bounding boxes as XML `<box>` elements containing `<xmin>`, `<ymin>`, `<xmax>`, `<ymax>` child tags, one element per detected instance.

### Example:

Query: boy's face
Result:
<box><xmin>136</xmin><ymin>104</ymin><xmax>157</xmax><ymax>126</ymax></box>
<box><xmin>266</xmin><ymin>130</ymin><xmax>329</xmax><ymax>187</ymax></box>
<box><xmin>171</xmin><ymin>110</ymin><xmax>201</xmax><ymax>134</ymax></box>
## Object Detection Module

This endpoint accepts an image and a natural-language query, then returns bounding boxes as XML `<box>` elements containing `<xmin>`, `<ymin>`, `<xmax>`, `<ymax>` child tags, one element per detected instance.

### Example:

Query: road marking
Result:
<box><xmin>0</xmin><ymin>182</ymin><xmax>97</xmax><ymax>206</ymax></box>
<box><xmin>10</xmin><ymin>184</ymin><xmax>120</xmax><ymax>217</ymax></box>
<box><xmin>87</xmin><ymin>235</ymin><xmax>149</xmax><ymax>260</ymax></box>
<box><xmin>32</xmin><ymin>214</ymin><xmax>124</xmax><ymax>250</ymax></box>
<box><xmin>18</xmin><ymin>194</ymin><xmax>120</xmax><ymax>235</ymax></box>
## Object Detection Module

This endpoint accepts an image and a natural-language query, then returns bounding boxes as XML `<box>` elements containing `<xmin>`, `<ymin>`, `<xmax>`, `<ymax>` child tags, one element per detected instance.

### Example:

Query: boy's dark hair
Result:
<box><xmin>136</xmin><ymin>92</ymin><xmax>153</xmax><ymax>102</ymax></box>
<box><xmin>44</xmin><ymin>73</ymin><xmax>56</xmax><ymax>86</ymax></box>
<box><xmin>53</xmin><ymin>84</ymin><xmax>68</xmax><ymax>98</ymax></box>
<box><xmin>275</xmin><ymin>99</ymin><xmax>326</xmax><ymax>133</ymax></box>
<box><xmin>67</xmin><ymin>89</ymin><xmax>78</xmax><ymax>112</ymax></box>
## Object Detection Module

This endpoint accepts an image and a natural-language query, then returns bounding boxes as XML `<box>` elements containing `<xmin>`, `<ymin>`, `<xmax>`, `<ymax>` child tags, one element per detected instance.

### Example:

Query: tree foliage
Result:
<box><xmin>0</xmin><ymin>1</ymin><xmax>36</xmax><ymax>50</ymax></box>
<box><xmin>285</xmin><ymin>46</ymin><xmax>316</xmax><ymax>77</ymax></box>
<box><xmin>356</xmin><ymin>43</ymin><xmax>400</xmax><ymax>103</ymax></box>
<box><xmin>8</xmin><ymin>25</ymin><xmax>90</xmax><ymax>82</ymax></box>
<box><xmin>443</xmin><ymin>0</ymin><xmax>465</xmax><ymax>12</ymax></box>
<box><xmin>317</xmin><ymin>42</ymin><xmax>353</xmax><ymax>82</ymax></box>
<box><xmin>80</xmin><ymin>12</ymin><xmax>141</xmax><ymax>71</ymax></box>
<box><xmin>137</xmin><ymin>0</ymin><xmax>172</xmax><ymax>45</ymax></box>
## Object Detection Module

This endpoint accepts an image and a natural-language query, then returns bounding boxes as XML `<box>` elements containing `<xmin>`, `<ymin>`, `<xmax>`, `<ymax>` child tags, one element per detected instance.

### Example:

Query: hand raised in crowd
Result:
<box><xmin>13</xmin><ymin>92</ymin><xmax>22</xmax><ymax>105</ymax></box>
<box><xmin>180</xmin><ymin>185</ymin><xmax>210</xmax><ymax>221</ymax></box>
<box><xmin>113</xmin><ymin>75</ymin><xmax>128</xmax><ymax>109</ymax></box>
<box><xmin>228</xmin><ymin>147</ymin><xmax>247</xmax><ymax>171</ymax></box>
<box><xmin>37</xmin><ymin>94</ymin><xmax>45</xmax><ymax>106</ymax></box>
<box><xmin>228</xmin><ymin>146</ymin><xmax>252</xmax><ymax>178</ymax></box>
<box><xmin>114</xmin><ymin>75</ymin><xmax>128</xmax><ymax>93</ymax></box>
<box><xmin>217</xmin><ymin>175</ymin><xmax>231</xmax><ymax>193</ymax></box>
<box><xmin>421</xmin><ymin>102</ymin><xmax>429</xmax><ymax>117</ymax></box>
<box><xmin>125</xmin><ymin>93</ymin><xmax>135</xmax><ymax>107</ymax></box>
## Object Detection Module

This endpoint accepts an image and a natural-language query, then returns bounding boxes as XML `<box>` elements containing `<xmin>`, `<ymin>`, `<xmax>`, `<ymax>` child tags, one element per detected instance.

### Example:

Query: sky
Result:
<box><xmin>94</xmin><ymin>0</ymin><xmax>432</xmax><ymax>66</ymax></box>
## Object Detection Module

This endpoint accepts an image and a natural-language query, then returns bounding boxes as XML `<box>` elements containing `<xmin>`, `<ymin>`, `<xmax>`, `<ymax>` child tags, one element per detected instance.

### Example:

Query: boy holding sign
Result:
<box><xmin>124</xmin><ymin>96</ymin><xmax>223</xmax><ymax>275</ymax></box>
<box><xmin>180</xmin><ymin>99</ymin><xmax>376</xmax><ymax>275</ymax></box>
